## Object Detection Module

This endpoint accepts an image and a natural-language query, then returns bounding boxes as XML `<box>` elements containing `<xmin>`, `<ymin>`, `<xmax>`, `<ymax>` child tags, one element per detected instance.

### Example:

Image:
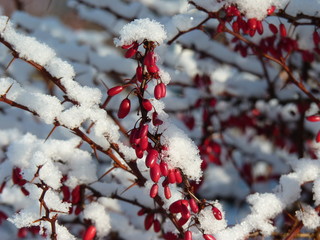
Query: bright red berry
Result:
<box><xmin>107</xmin><ymin>86</ymin><xmax>123</xmax><ymax>96</ymax></box>
<box><xmin>269</xmin><ymin>24</ymin><xmax>278</xmax><ymax>34</ymax></box>
<box><xmin>142</xmin><ymin>99</ymin><xmax>153</xmax><ymax>111</ymax></box>
<box><xmin>212</xmin><ymin>206</ymin><xmax>222</xmax><ymax>220</ymax></box>
<box><xmin>189</xmin><ymin>198</ymin><xmax>199</xmax><ymax>213</ymax></box>
<box><xmin>164</xmin><ymin>185</ymin><xmax>171</xmax><ymax>199</ymax></box>
<box><xmin>150</xmin><ymin>183</ymin><xmax>158</xmax><ymax>198</ymax></box>
<box><xmin>144</xmin><ymin>213</ymin><xmax>154</xmax><ymax>230</ymax></box>
<box><xmin>83</xmin><ymin>225</ymin><xmax>96</xmax><ymax>240</ymax></box>
<box><xmin>279</xmin><ymin>23</ymin><xmax>287</xmax><ymax>37</ymax></box>
<box><xmin>248</xmin><ymin>18</ymin><xmax>257</xmax><ymax>30</ymax></box>
<box><xmin>136</xmin><ymin>66</ymin><xmax>143</xmax><ymax>82</ymax></box>
<box><xmin>150</xmin><ymin>164</ymin><xmax>161</xmax><ymax>183</ymax></box>
<box><xmin>117</xmin><ymin>98</ymin><xmax>131</xmax><ymax>119</ymax></box>
<box><xmin>184</xmin><ymin>231</ymin><xmax>192</xmax><ymax>240</ymax></box>
<box><xmin>160</xmin><ymin>161</ymin><xmax>169</xmax><ymax>176</ymax></box>
<box><xmin>146</xmin><ymin>149</ymin><xmax>159</xmax><ymax>168</ymax></box>
<box><xmin>306</xmin><ymin>115</ymin><xmax>320</xmax><ymax>122</ymax></box>
<box><xmin>153</xmin><ymin>219</ymin><xmax>161</xmax><ymax>232</ymax></box>
<box><xmin>203</xmin><ymin>234</ymin><xmax>216</xmax><ymax>240</ymax></box>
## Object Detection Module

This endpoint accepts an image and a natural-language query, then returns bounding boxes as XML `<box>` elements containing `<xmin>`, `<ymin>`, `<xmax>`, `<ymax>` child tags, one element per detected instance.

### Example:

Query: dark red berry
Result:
<box><xmin>117</xmin><ymin>98</ymin><xmax>131</xmax><ymax>119</ymax></box>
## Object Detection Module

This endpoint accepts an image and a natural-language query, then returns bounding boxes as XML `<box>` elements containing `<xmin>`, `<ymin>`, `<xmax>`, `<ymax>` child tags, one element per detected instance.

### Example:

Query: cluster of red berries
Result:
<box><xmin>166</xmin><ymin>199</ymin><xmax>222</xmax><ymax>240</ymax></box>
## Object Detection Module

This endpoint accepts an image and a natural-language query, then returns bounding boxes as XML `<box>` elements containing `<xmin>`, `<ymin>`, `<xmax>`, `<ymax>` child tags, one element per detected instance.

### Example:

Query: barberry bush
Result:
<box><xmin>0</xmin><ymin>0</ymin><xmax>320</xmax><ymax>239</ymax></box>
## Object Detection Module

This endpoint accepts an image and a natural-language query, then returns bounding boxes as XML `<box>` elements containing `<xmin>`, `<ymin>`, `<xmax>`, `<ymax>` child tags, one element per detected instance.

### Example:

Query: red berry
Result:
<box><xmin>313</xmin><ymin>31</ymin><xmax>320</xmax><ymax>45</ymax></box>
<box><xmin>269</xmin><ymin>24</ymin><xmax>278</xmax><ymax>34</ymax></box>
<box><xmin>150</xmin><ymin>164</ymin><xmax>161</xmax><ymax>183</ymax></box>
<box><xmin>167</xmin><ymin>170</ymin><xmax>176</xmax><ymax>184</ymax></box>
<box><xmin>136</xmin><ymin>66</ymin><xmax>143</xmax><ymax>82</ymax></box>
<box><xmin>147</xmin><ymin>65</ymin><xmax>159</xmax><ymax>74</ymax></box>
<box><xmin>232</xmin><ymin>21</ymin><xmax>239</xmax><ymax>33</ymax></box>
<box><xmin>189</xmin><ymin>198</ymin><xmax>199</xmax><ymax>213</ymax></box>
<box><xmin>169</xmin><ymin>200</ymin><xmax>183</xmax><ymax>213</ymax></box>
<box><xmin>144</xmin><ymin>213</ymin><xmax>154</xmax><ymax>230</ymax></box>
<box><xmin>267</xmin><ymin>5</ymin><xmax>276</xmax><ymax>15</ymax></box>
<box><xmin>159</xmin><ymin>83</ymin><xmax>166</xmax><ymax>98</ymax></box>
<box><xmin>138</xmin><ymin>135</ymin><xmax>149</xmax><ymax>151</ymax></box>
<box><xmin>212</xmin><ymin>206</ymin><xmax>222</xmax><ymax>220</ymax></box>
<box><xmin>125</xmin><ymin>47</ymin><xmax>137</xmax><ymax>58</ymax></box>
<box><xmin>174</xmin><ymin>169</ymin><xmax>183</xmax><ymax>184</ymax></box>
<box><xmin>137</xmin><ymin>208</ymin><xmax>146</xmax><ymax>216</ymax></box>
<box><xmin>144</xmin><ymin>51</ymin><xmax>156</xmax><ymax>66</ymax></box>
<box><xmin>160</xmin><ymin>161</ymin><xmax>169</xmax><ymax>176</ymax></box>
<box><xmin>121</xmin><ymin>42</ymin><xmax>135</xmax><ymax>49</ymax></box>
<box><xmin>107</xmin><ymin>86</ymin><xmax>123</xmax><ymax>96</ymax></box>
<box><xmin>316</xmin><ymin>130</ymin><xmax>320</xmax><ymax>143</ymax></box>
<box><xmin>71</xmin><ymin>185</ymin><xmax>81</xmax><ymax>204</ymax></box>
<box><xmin>142</xmin><ymin>99</ymin><xmax>153</xmax><ymax>111</ymax></box>
<box><xmin>184</xmin><ymin>231</ymin><xmax>192</xmax><ymax>240</ymax></box>
<box><xmin>306</xmin><ymin>115</ymin><xmax>320</xmax><ymax>122</ymax></box>
<box><xmin>150</xmin><ymin>183</ymin><xmax>158</xmax><ymax>198</ymax></box>
<box><xmin>154</xmin><ymin>83</ymin><xmax>163</xmax><ymax>99</ymax></box>
<box><xmin>138</xmin><ymin>124</ymin><xmax>149</xmax><ymax>138</ymax></box>
<box><xmin>279</xmin><ymin>23</ymin><xmax>287</xmax><ymax>37</ymax></box>
<box><xmin>17</xmin><ymin>227</ymin><xmax>28</xmax><ymax>238</ymax></box>
<box><xmin>153</xmin><ymin>219</ymin><xmax>161</xmax><ymax>232</ymax></box>
<box><xmin>135</xmin><ymin>147</ymin><xmax>144</xmax><ymax>158</ymax></box>
<box><xmin>83</xmin><ymin>225</ymin><xmax>96</xmax><ymax>240</ymax></box>
<box><xmin>248</xmin><ymin>18</ymin><xmax>257</xmax><ymax>30</ymax></box>
<box><xmin>146</xmin><ymin>149</ymin><xmax>159</xmax><ymax>168</ymax></box>
<box><xmin>164</xmin><ymin>185</ymin><xmax>171</xmax><ymax>199</ymax></box>
<box><xmin>203</xmin><ymin>234</ymin><xmax>216</xmax><ymax>240</ymax></box>
<box><xmin>256</xmin><ymin>20</ymin><xmax>264</xmax><ymax>35</ymax></box>
<box><xmin>117</xmin><ymin>98</ymin><xmax>131</xmax><ymax>119</ymax></box>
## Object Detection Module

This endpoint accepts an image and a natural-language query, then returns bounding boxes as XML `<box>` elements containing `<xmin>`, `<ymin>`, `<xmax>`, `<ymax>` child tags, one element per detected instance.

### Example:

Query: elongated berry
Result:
<box><xmin>248</xmin><ymin>18</ymin><xmax>257</xmax><ymax>30</ymax></box>
<box><xmin>269</xmin><ymin>24</ymin><xmax>278</xmax><ymax>34</ymax></box>
<box><xmin>118</xmin><ymin>98</ymin><xmax>131</xmax><ymax>119</ymax></box>
<box><xmin>316</xmin><ymin>130</ymin><xmax>320</xmax><ymax>143</ymax></box>
<box><xmin>125</xmin><ymin>47</ymin><xmax>137</xmax><ymax>58</ymax></box>
<box><xmin>107</xmin><ymin>86</ymin><xmax>123</xmax><ymax>96</ymax></box>
<box><xmin>153</xmin><ymin>219</ymin><xmax>161</xmax><ymax>232</ymax></box>
<box><xmin>203</xmin><ymin>234</ymin><xmax>216</xmax><ymax>240</ymax></box>
<box><xmin>144</xmin><ymin>213</ymin><xmax>154</xmax><ymax>230</ymax></box>
<box><xmin>313</xmin><ymin>31</ymin><xmax>320</xmax><ymax>45</ymax></box>
<box><xmin>135</xmin><ymin>147</ymin><xmax>144</xmax><ymax>158</ymax></box>
<box><xmin>138</xmin><ymin>124</ymin><xmax>149</xmax><ymax>138</ymax></box>
<box><xmin>71</xmin><ymin>185</ymin><xmax>81</xmax><ymax>204</ymax></box>
<box><xmin>256</xmin><ymin>20</ymin><xmax>263</xmax><ymax>35</ymax></box>
<box><xmin>121</xmin><ymin>42</ymin><xmax>135</xmax><ymax>49</ymax></box>
<box><xmin>137</xmin><ymin>208</ymin><xmax>146</xmax><ymax>216</ymax></box>
<box><xmin>267</xmin><ymin>5</ymin><xmax>276</xmax><ymax>15</ymax></box>
<box><xmin>142</xmin><ymin>99</ymin><xmax>153</xmax><ymax>111</ymax></box>
<box><xmin>146</xmin><ymin>149</ymin><xmax>159</xmax><ymax>168</ymax></box>
<box><xmin>138</xmin><ymin>135</ymin><xmax>149</xmax><ymax>151</ymax></box>
<box><xmin>232</xmin><ymin>21</ymin><xmax>239</xmax><ymax>33</ymax></box>
<box><xmin>164</xmin><ymin>185</ymin><xmax>171</xmax><ymax>199</ymax></box>
<box><xmin>83</xmin><ymin>225</ymin><xmax>96</xmax><ymax>240</ymax></box>
<box><xmin>167</xmin><ymin>170</ymin><xmax>176</xmax><ymax>184</ymax></box>
<box><xmin>212</xmin><ymin>206</ymin><xmax>222</xmax><ymax>220</ymax></box>
<box><xmin>306</xmin><ymin>115</ymin><xmax>320</xmax><ymax>122</ymax></box>
<box><xmin>150</xmin><ymin>183</ymin><xmax>158</xmax><ymax>198</ymax></box>
<box><xmin>174</xmin><ymin>169</ymin><xmax>183</xmax><ymax>184</ymax></box>
<box><xmin>160</xmin><ymin>161</ymin><xmax>169</xmax><ymax>176</ymax></box>
<box><xmin>154</xmin><ymin>83</ymin><xmax>163</xmax><ymax>100</ymax></box>
<box><xmin>136</xmin><ymin>66</ymin><xmax>143</xmax><ymax>82</ymax></box>
<box><xmin>150</xmin><ymin>164</ymin><xmax>161</xmax><ymax>183</ymax></box>
<box><xmin>144</xmin><ymin>51</ymin><xmax>156</xmax><ymax>66</ymax></box>
<box><xmin>189</xmin><ymin>198</ymin><xmax>199</xmax><ymax>213</ymax></box>
<box><xmin>159</xmin><ymin>82</ymin><xmax>166</xmax><ymax>98</ymax></box>
<box><xmin>279</xmin><ymin>23</ymin><xmax>286</xmax><ymax>37</ymax></box>
<box><xmin>184</xmin><ymin>231</ymin><xmax>192</xmax><ymax>240</ymax></box>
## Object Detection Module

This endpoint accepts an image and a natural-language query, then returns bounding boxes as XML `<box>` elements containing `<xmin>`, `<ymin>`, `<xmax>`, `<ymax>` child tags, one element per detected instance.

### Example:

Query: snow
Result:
<box><xmin>83</xmin><ymin>202</ymin><xmax>111</xmax><ymax>237</ymax></box>
<box><xmin>114</xmin><ymin>18</ymin><xmax>167</xmax><ymax>46</ymax></box>
<box><xmin>296</xmin><ymin>204</ymin><xmax>320</xmax><ymax>230</ymax></box>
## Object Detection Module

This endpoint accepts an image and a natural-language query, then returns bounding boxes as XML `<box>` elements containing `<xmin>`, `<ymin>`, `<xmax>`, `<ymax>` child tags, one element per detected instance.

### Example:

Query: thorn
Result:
<box><xmin>3</xmin><ymin>83</ymin><xmax>13</xmax><ymax>97</ymax></box>
<box><xmin>120</xmin><ymin>181</ymin><xmax>138</xmax><ymax>195</ymax></box>
<box><xmin>45</xmin><ymin>124</ymin><xmax>58</xmax><ymax>142</ymax></box>
<box><xmin>100</xmin><ymin>80</ymin><xmax>109</xmax><ymax>90</ymax></box>
<box><xmin>97</xmin><ymin>166</ymin><xmax>116</xmax><ymax>182</ymax></box>
<box><xmin>5</xmin><ymin>57</ymin><xmax>16</xmax><ymax>71</ymax></box>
